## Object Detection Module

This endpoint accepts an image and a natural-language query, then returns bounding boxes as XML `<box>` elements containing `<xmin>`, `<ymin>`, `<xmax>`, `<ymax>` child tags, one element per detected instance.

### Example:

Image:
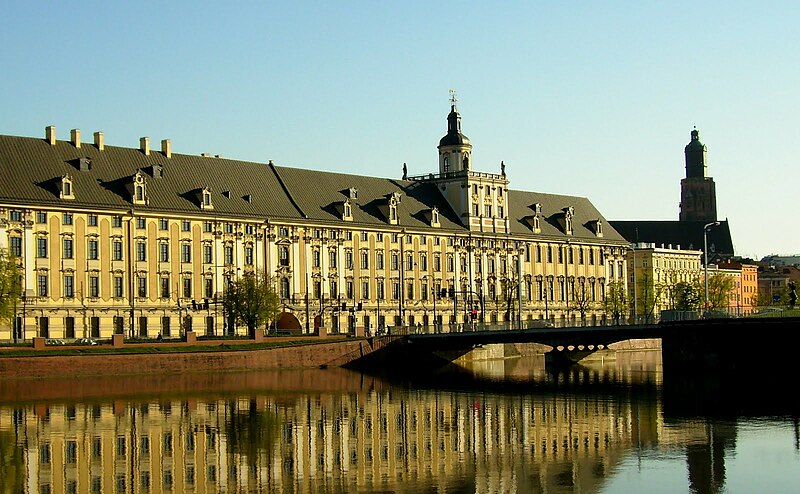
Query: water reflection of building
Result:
<box><xmin>1</xmin><ymin>385</ymin><xmax>670</xmax><ymax>494</ymax></box>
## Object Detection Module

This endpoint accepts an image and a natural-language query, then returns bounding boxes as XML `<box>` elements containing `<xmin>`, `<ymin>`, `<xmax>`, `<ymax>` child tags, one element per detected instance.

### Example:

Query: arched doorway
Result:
<box><xmin>276</xmin><ymin>312</ymin><xmax>301</xmax><ymax>330</ymax></box>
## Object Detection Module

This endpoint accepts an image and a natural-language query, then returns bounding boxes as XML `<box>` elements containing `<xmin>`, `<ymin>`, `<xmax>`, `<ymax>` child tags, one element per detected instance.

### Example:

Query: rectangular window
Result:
<box><xmin>136</xmin><ymin>217</ymin><xmax>146</xmax><ymax>229</ymax></box>
<box><xmin>360</xmin><ymin>232</ymin><xmax>368</xmax><ymax>242</ymax></box>
<box><xmin>113</xmin><ymin>276</ymin><xmax>124</xmax><ymax>298</ymax></box>
<box><xmin>160</xmin><ymin>277</ymin><xmax>170</xmax><ymax>298</ymax></box>
<box><xmin>361</xmin><ymin>280</ymin><xmax>369</xmax><ymax>299</ymax></box>
<box><xmin>181</xmin><ymin>243</ymin><xmax>191</xmax><ymax>263</ymax></box>
<box><xmin>10</xmin><ymin>210</ymin><xmax>22</xmax><ymax>222</ymax></box>
<box><xmin>485</xmin><ymin>205</ymin><xmax>492</xmax><ymax>217</ymax></box>
<box><xmin>203</xmin><ymin>221</ymin><xmax>213</xmax><ymax>233</ymax></box>
<box><xmin>183</xmin><ymin>278</ymin><xmax>192</xmax><ymax>298</ymax></box>
<box><xmin>225</xmin><ymin>245</ymin><xmax>234</xmax><ymax>265</ymax></box>
<box><xmin>88</xmin><ymin>239</ymin><xmax>98</xmax><ymax>260</ymax></box>
<box><xmin>137</xmin><ymin>276</ymin><xmax>147</xmax><ymax>298</ymax></box>
<box><xmin>345</xmin><ymin>250</ymin><xmax>353</xmax><ymax>270</ymax></box>
<box><xmin>377</xmin><ymin>280</ymin><xmax>384</xmax><ymax>300</ymax></box>
<box><xmin>37</xmin><ymin>274</ymin><xmax>48</xmax><ymax>297</ymax></box>
<box><xmin>159</xmin><ymin>242</ymin><xmax>169</xmax><ymax>262</ymax></box>
<box><xmin>245</xmin><ymin>246</ymin><xmax>254</xmax><ymax>265</ymax></box>
<box><xmin>88</xmin><ymin>214</ymin><xmax>98</xmax><ymax>226</ymax></box>
<box><xmin>89</xmin><ymin>275</ymin><xmax>99</xmax><ymax>298</ymax></box>
<box><xmin>64</xmin><ymin>274</ymin><xmax>74</xmax><ymax>298</ymax></box>
<box><xmin>312</xmin><ymin>249</ymin><xmax>321</xmax><ymax>268</ymax></box>
<box><xmin>203</xmin><ymin>245</ymin><xmax>213</xmax><ymax>264</ymax></box>
<box><xmin>181</xmin><ymin>220</ymin><xmax>191</xmax><ymax>232</ymax></box>
<box><xmin>112</xmin><ymin>216</ymin><xmax>123</xmax><ymax>228</ymax></box>
<box><xmin>63</xmin><ymin>213</ymin><xmax>73</xmax><ymax>225</ymax></box>
<box><xmin>112</xmin><ymin>240</ymin><xmax>123</xmax><ymax>261</ymax></box>
<box><xmin>37</xmin><ymin>211</ymin><xmax>47</xmax><ymax>223</ymax></box>
<box><xmin>376</xmin><ymin>251</ymin><xmax>384</xmax><ymax>270</ymax></box>
<box><xmin>63</xmin><ymin>238</ymin><xmax>73</xmax><ymax>259</ymax></box>
<box><xmin>204</xmin><ymin>278</ymin><xmax>213</xmax><ymax>298</ymax></box>
<box><xmin>360</xmin><ymin>251</ymin><xmax>369</xmax><ymax>269</ymax></box>
<box><xmin>136</xmin><ymin>241</ymin><xmax>146</xmax><ymax>261</ymax></box>
<box><xmin>37</xmin><ymin>237</ymin><xmax>48</xmax><ymax>258</ymax></box>
<box><xmin>329</xmin><ymin>250</ymin><xmax>337</xmax><ymax>269</ymax></box>
<box><xmin>420</xmin><ymin>254</ymin><xmax>428</xmax><ymax>271</ymax></box>
<box><xmin>9</xmin><ymin>237</ymin><xmax>22</xmax><ymax>257</ymax></box>
<box><xmin>159</xmin><ymin>219</ymin><xmax>169</xmax><ymax>230</ymax></box>
<box><xmin>346</xmin><ymin>280</ymin><xmax>354</xmax><ymax>299</ymax></box>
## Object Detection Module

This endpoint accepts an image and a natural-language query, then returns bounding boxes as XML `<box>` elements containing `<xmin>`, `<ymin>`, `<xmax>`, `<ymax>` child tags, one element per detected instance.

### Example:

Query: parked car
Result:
<box><xmin>45</xmin><ymin>339</ymin><xmax>65</xmax><ymax>345</ymax></box>
<box><xmin>76</xmin><ymin>338</ymin><xmax>98</xmax><ymax>345</ymax></box>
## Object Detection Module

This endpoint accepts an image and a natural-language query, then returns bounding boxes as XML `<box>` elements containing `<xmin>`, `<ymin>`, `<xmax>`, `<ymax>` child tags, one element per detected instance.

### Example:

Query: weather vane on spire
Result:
<box><xmin>449</xmin><ymin>89</ymin><xmax>458</xmax><ymax>106</ymax></box>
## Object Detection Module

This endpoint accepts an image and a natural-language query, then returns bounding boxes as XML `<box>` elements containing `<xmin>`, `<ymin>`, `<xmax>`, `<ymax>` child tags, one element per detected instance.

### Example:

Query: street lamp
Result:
<box><xmin>703</xmin><ymin>221</ymin><xmax>720</xmax><ymax>312</ymax></box>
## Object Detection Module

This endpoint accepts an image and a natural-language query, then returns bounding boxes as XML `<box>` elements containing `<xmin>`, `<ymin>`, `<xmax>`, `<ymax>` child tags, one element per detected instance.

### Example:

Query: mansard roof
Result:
<box><xmin>0</xmin><ymin>132</ymin><xmax>626</xmax><ymax>244</ymax></box>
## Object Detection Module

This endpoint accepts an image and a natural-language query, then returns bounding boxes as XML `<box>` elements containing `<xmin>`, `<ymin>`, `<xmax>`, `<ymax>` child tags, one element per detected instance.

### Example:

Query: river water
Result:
<box><xmin>1</xmin><ymin>349</ymin><xmax>798</xmax><ymax>493</ymax></box>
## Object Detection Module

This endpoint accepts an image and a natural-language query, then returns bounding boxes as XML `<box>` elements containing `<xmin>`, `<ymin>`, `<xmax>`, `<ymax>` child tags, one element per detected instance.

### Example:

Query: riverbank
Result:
<box><xmin>0</xmin><ymin>337</ymin><xmax>366</xmax><ymax>379</ymax></box>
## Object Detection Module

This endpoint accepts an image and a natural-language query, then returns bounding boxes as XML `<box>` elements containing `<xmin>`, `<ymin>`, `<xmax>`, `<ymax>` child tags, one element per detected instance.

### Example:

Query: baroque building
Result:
<box><xmin>0</xmin><ymin>102</ymin><xmax>628</xmax><ymax>340</ymax></box>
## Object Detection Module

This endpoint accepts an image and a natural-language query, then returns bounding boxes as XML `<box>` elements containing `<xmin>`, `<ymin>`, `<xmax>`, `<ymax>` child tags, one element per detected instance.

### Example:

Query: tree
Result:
<box><xmin>674</xmin><ymin>281</ymin><xmax>702</xmax><ymax>311</ymax></box>
<box><xmin>706</xmin><ymin>274</ymin><xmax>736</xmax><ymax>310</ymax></box>
<box><xmin>602</xmin><ymin>280</ymin><xmax>627</xmax><ymax>325</ymax></box>
<box><xmin>223</xmin><ymin>273</ymin><xmax>281</xmax><ymax>337</ymax></box>
<box><xmin>0</xmin><ymin>249</ymin><xmax>22</xmax><ymax>327</ymax></box>
<box><xmin>632</xmin><ymin>273</ymin><xmax>663</xmax><ymax>324</ymax></box>
<box><xmin>569</xmin><ymin>279</ymin><xmax>596</xmax><ymax>325</ymax></box>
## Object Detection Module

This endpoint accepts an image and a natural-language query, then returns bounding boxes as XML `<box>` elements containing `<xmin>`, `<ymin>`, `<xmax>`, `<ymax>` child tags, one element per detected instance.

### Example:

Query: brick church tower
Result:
<box><xmin>679</xmin><ymin>127</ymin><xmax>717</xmax><ymax>222</ymax></box>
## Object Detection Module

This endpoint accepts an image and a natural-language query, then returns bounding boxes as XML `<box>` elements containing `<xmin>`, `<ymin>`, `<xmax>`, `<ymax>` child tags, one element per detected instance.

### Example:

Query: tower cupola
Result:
<box><xmin>684</xmin><ymin>127</ymin><xmax>708</xmax><ymax>178</ymax></box>
<box><xmin>438</xmin><ymin>91</ymin><xmax>472</xmax><ymax>174</ymax></box>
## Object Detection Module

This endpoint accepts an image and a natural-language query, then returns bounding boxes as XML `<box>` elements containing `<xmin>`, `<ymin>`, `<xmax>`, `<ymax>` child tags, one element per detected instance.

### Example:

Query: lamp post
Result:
<box><xmin>631</xmin><ymin>244</ymin><xmax>637</xmax><ymax>325</ymax></box>
<box><xmin>703</xmin><ymin>221</ymin><xmax>720</xmax><ymax>312</ymax></box>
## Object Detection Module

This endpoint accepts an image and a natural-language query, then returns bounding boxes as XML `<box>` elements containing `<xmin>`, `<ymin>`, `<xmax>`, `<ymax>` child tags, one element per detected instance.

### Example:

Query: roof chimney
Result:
<box><xmin>161</xmin><ymin>139</ymin><xmax>171</xmax><ymax>158</ymax></box>
<box><xmin>140</xmin><ymin>137</ymin><xmax>150</xmax><ymax>156</ymax></box>
<box><xmin>93</xmin><ymin>131</ymin><xmax>104</xmax><ymax>151</ymax></box>
<box><xmin>70</xmin><ymin>129</ymin><xmax>81</xmax><ymax>148</ymax></box>
<box><xmin>45</xmin><ymin>125</ymin><xmax>56</xmax><ymax>145</ymax></box>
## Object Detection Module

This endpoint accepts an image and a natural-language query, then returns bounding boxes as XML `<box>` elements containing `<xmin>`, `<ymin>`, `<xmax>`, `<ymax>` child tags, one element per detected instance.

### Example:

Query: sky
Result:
<box><xmin>1</xmin><ymin>2</ymin><xmax>798</xmax><ymax>259</ymax></box>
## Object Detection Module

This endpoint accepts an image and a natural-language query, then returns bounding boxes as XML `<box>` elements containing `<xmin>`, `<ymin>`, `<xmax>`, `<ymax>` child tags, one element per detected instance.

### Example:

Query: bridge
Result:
<box><xmin>341</xmin><ymin>316</ymin><xmax>800</xmax><ymax>378</ymax></box>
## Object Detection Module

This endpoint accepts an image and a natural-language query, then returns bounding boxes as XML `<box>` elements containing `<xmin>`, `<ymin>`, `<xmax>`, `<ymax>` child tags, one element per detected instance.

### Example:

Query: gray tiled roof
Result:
<box><xmin>0</xmin><ymin>133</ymin><xmax>626</xmax><ymax>243</ymax></box>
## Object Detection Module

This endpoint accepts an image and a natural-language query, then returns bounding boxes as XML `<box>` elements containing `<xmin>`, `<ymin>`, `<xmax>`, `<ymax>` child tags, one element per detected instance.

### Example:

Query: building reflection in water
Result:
<box><xmin>0</xmin><ymin>349</ymin><xmax>744</xmax><ymax>493</ymax></box>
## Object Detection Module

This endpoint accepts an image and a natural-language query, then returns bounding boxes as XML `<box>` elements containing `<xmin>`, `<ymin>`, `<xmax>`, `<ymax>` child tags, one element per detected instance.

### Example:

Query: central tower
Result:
<box><xmin>408</xmin><ymin>92</ymin><xmax>509</xmax><ymax>233</ymax></box>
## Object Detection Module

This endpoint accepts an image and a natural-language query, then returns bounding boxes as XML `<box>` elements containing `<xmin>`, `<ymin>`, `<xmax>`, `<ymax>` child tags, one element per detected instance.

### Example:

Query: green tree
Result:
<box><xmin>632</xmin><ymin>273</ymin><xmax>662</xmax><ymax>324</ymax></box>
<box><xmin>706</xmin><ymin>274</ymin><xmax>736</xmax><ymax>310</ymax></box>
<box><xmin>602</xmin><ymin>280</ymin><xmax>627</xmax><ymax>325</ymax></box>
<box><xmin>674</xmin><ymin>281</ymin><xmax>702</xmax><ymax>311</ymax></box>
<box><xmin>0</xmin><ymin>249</ymin><xmax>22</xmax><ymax>327</ymax></box>
<box><xmin>223</xmin><ymin>273</ymin><xmax>281</xmax><ymax>337</ymax></box>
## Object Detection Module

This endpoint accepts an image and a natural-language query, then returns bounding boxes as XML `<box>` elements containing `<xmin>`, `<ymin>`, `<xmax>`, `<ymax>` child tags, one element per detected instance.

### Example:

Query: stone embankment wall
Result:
<box><xmin>0</xmin><ymin>340</ymin><xmax>367</xmax><ymax>380</ymax></box>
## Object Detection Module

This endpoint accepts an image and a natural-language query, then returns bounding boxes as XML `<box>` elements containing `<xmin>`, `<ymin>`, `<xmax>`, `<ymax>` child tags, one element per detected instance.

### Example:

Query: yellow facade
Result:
<box><xmin>626</xmin><ymin>244</ymin><xmax>703</xmax><ymax>321</ymax></box>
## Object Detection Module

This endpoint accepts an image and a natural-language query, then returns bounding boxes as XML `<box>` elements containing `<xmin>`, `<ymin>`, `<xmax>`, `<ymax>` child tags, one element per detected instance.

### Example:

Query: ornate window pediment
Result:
<box><xmin>59</xmin><ymin>174</ymin><xmax>75</xmax><ymax>200</ymax></box>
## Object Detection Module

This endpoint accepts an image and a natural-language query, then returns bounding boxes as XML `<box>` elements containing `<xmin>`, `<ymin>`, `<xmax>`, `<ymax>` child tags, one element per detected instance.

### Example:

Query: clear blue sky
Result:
<box><xmin>2</xmin><ymin>1</ymin><xmax>798</xmax><ymax>259</ymax></box>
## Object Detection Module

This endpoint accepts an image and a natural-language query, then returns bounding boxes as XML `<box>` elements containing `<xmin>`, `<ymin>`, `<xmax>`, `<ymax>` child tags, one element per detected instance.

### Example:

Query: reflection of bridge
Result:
<box><xmin>347</xmin><ymin>317</ymin><xmax>800</xmax><ymax>377</ymax></box>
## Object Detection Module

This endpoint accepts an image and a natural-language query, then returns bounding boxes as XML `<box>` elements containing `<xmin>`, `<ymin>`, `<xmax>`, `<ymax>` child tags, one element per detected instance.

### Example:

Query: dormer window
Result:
<box><xmin>593</xmin><ymin>219</ymin><xmax>604</xmax><ymax>238</ymax></box>
<box><xmin>341</xmin><ymin>199</ymin><xmax>353</xmax><ymax>221</ymax></box>
<box><xmin>200</xmin><ymin>187</ymin><xmax>213</xmax><ymax>210</ymax></box>
<box><xmin>129</xmin><ymin>171</ymin><xmax>147</xmax><ymax>205</ymax></box>
<box><xmin>533</xmin><ymin>215</ymin><xmax>540</xmax><ymax>233</ymax></box>
<box><xmin>388</xmin><ymin>196</ymin><xmax>399</xmax><ymax>225</ymax></box>
<box><xmin>431</xmin><ymin>207</ymin><xmax>440</xmax><ymax>227</ymax></box>
<box><xmin>59</xmin><ymin>175</ymin><xmax>75</xmax><ymax>200</ymax></box>
<box><xmin>564</xmin><ymin>207</ymin><xmax>574</xmax><ymax>235</ymax></box>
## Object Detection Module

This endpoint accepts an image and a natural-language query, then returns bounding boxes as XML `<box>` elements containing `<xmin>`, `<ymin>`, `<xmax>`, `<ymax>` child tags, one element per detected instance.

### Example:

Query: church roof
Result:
<box><xmin>610</xmin><ymin>220</ymin><xmax>734</xmax><ymax>258</ymax></box>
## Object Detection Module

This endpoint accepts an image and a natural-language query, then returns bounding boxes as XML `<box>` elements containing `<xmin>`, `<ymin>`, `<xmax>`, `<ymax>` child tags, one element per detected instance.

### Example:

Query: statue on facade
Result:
<box><xmin>402</xmin><ymin>162</ymin><xmax>407</xmax><ymax>180</ymax></box>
